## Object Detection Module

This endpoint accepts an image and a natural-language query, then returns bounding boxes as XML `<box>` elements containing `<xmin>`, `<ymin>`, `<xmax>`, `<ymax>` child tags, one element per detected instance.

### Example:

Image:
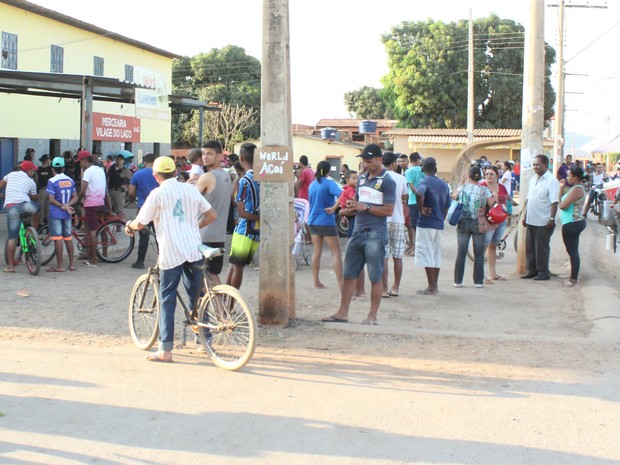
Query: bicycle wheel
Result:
<box><xmin>128</xmin><ymin>273</ymin><xmax>160</xmax><ymax>350</ymax></box>
<box><xmin>37</xmin><ymin>224</ymin><xmax>57</xmax><ymax>266</ymax></box>
<box><xmin>24</xmin><ymin>226</ymin><xmax>41</xmax><ymax>275</ymax></box>
<box><xmin>96</xmin><ymin>220</ymin><xmax>135</xmax><ymax>263</ymax></box>
<box><xmin>197</xmin><ymin>284</ymin><xmax>257</xmax><ymax>371</ymax></box>
<box><xmin>336</xmin><ymin>213</ymin><xmax>349</xmax><ymax>237</ymax></box>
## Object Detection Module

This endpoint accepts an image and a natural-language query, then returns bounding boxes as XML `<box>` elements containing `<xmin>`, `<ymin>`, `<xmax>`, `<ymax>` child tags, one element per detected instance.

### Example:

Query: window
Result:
<box><xmin>124</xmin><ymin>64</ymin><xmax>134</xmax><ymax>82</ymax></box>
<box><xmin>51</xmin><ymin>45</ymin><xmax>63</xmax><ymax>73</ymax></box>
<box><xmin>1</xmin><ymin>32</ymin><xmax>18</xmax><ymax>70</ymax></box>
<box><xmin>94</xmin><ymin>56</ymin><xmax>104</xmax><ymax>76</ymax></box>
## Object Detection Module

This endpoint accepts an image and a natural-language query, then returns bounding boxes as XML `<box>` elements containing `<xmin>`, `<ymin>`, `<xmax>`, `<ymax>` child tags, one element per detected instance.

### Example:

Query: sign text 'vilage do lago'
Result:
<box><xmin>255</xmin><ymin>146</ymin><xmax>293</xmax><ymax>182</ymax></box>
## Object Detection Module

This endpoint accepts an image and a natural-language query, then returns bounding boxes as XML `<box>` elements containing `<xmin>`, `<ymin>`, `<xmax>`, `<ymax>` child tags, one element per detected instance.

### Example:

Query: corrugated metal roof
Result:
<box><xmin>2</xmin><ymin>0</ymin><xmax>181</xmax><ymax>59</ymax></box>
<box><xmin>384</xmin><ymin>128</ymin><xmax>523</xmax><ymax>137</ymax></box>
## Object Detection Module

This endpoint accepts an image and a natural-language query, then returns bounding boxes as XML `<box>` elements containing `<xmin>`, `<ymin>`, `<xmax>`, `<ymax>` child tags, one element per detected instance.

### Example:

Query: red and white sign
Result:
<box><xmin>92</xmin><ymin>112</ymin><xmax>141</xmax><ymax>142</ymax></box>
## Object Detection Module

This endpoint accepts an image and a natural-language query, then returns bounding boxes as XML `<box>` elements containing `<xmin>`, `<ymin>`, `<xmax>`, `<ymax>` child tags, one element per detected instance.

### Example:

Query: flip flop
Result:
<box><xmin>492</xmin><ymin>276</ymin><xmax>506</xmax><ymax>281</ymax></box>
<box><xmin>68</xmin><ymin>266</ymin><xmax>76</xmax><ymax>271</ymax></box>
<box><xmin>382</xmin><ymin>293</ymin><xmax>390</xmax><ymax>298</ymax></box>
<box><xmin>361</xmin><ymin>319</ymin><xmax>378</xmax><ymax>326</ymax></box>
<box><xmin>321</xmin><ymin>315</ymin><xmax>348</xmax><ymax>323</ymax></box>
<box><xmin>46</xmin><ymin>267</ymin><xmax>65</xmax><ymax>272</ymax></box>
<box><xmin>145</xmin><ymin>351</ymin><xmax>173</xmax><ymax>363</ymax></box>
<box><xmin>3</xmin><ymin>268</ymin><xmax>15</xmax><ymax>273</ymax></box>
<box><xmin>416</xmin><ymin>289</ymin><xmax>438</xmax><ymax>295</ymax></box>
<box><xmin>387</xmin><ymin>290</ymin><xmax>399</xmax><ymax>297</ymax></box>
<box><xmin>561</xmin><ymin>279</ymin><xmax>578</xmax><ymax>287</ymax></box>
<box><xmin>483</xmin><ymin>278</ymin><xmax>494</xmax><ymax>285</ymax></box>
<box><xmin>82</xmin><ymin>261</ymin><xmax>99</xmax><ymax>268</ymax></box>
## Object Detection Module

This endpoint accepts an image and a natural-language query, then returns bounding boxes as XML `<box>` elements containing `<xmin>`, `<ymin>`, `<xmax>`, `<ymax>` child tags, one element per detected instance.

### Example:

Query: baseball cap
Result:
<box><xmin>119</xmin><ymin>149</ymin><xmax>134</xmax><ymax>160</ymax></box>
<box><xmin>422</xmin><ymin>157</ymin><xmax>437</xmax><ymax>168</ymax></box>
<box><xmin>21</xmin><ymin>160</ymin><xmax>38</xmax><ymax>171</ymax></box>
<box><xmin>39</xmin><ymin>154</ymin><xmax>50</xmax><ymax>162</ymax></box>
<box><xmin>357</xmin><ymin>143</ymin><xmax>383</xmax><ymax>160</ymax></box>
<box><xmin>51</xmin><ymin>157</ymin><xmax>65</xmax><ymax>168</ymax></box>
<box><xmin>76</xmin><ymin>150</ymin><xmax>92</xmax><ymax>162</ymax></box>
<box><xmin>410</xmin><ymin>152</ymin><xmax>422</xmax><ymax>162</ymax></box>
<box><xmin>382</xmin><ymin>151</ymin><xmax>398</xmax><ymax>166</ymax></box>
<box><xmin>153</xmin><ymin>156</ymin><xmax>176</xmax><ymax>173</ymax></box>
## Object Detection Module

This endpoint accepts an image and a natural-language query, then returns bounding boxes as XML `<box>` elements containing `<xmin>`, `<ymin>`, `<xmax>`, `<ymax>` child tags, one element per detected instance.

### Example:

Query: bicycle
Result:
<box><xmin>128</xmin><ymin>245</ymin><xmax>257</xmax><ymax>371</ymax></box>
<box><xmin>467</xmin><ymin>210</ymin><xmax>521</xmax><ymax>262</ymax></box>
<box><xmin>37</xmin><ymin>211</ymin><xmax>134</xmax><ymax>266</ymax></box>
<box><xmin>4</xmin><ymin>213</ymin><xmax>42</xmax><ymax>275</ymax></box>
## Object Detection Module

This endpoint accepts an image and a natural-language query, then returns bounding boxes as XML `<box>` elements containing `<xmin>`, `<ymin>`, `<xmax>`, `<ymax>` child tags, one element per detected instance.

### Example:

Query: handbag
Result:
<box><xmin>446</xmin><ymin>192</ymin><xmax>463</xmax><ymax>226</ymax></box>
<box><xmin>478</xmin><ymin>206</ymin><xmax>497</xmax><ymax>233</ymax></box>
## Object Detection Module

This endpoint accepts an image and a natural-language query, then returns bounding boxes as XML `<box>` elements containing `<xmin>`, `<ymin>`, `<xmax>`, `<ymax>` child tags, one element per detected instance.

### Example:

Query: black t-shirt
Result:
<box><xmin>37</xmin><ymin>166</ymin><xmax>54</xmax><ymax>190</ymax></box>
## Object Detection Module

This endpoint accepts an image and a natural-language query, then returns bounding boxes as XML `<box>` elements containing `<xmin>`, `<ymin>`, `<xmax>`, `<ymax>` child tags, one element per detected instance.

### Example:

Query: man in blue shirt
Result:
<box><xmin>321</xmin><ymin>143</ymin><xmax>396</xmax><ymax>325</ymax></box>
<box><xmin>128</xmin><ymin>153</ymin><xmax>160</xmax><ymax>269</ymax></box>
<box><xmin>415</xmin><ymin>157</ymin><xmax>451</xmax><ymax>295</ymax></box>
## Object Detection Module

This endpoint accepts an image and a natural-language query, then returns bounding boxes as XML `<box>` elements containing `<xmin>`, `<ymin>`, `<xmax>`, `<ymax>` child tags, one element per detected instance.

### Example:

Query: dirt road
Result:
<box><xmin>1</xmin><ymin>210</ymin><xmax>619</xmax><ymax>464</ymax></box>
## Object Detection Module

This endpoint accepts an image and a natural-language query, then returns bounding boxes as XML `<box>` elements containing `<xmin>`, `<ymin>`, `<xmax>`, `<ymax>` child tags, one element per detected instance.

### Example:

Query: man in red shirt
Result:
<box><xmin>295</xmin><ymin>155</ymin><xmax>314</xmax><ymax>201</ymax></box>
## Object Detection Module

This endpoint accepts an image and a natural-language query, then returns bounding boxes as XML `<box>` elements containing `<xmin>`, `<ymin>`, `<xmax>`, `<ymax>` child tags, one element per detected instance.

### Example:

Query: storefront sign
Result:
<box><xmin>92</xmin><ymin>112</ymin><xmax>141</xmax><ymax>142</ymax></box>
<box><xmin>255</xmin><ymin>146</ymin><xmax>294</xmax><ymax>182</ymax></box>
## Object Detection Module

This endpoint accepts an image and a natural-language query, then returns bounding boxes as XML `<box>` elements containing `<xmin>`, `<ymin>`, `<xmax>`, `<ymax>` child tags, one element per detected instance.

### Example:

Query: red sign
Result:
<box><xmin>92</xmin><ymin>112</ymin><xmax>141</xmax><ymax>142</ymax></box>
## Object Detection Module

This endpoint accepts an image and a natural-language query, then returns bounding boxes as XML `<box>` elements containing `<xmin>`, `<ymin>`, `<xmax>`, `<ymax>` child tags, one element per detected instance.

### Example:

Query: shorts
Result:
<box><xmin>414</xmin><ymin>227</ymin><xmax>442</xmax><ymax>268</ymax></box>
<box><xmin>408</xmin><ymin>204</ymin><xmax>419</xmax><ymax>230</ymax></box>
<box><xmin>484</xmin><ymin>219</ymin><xmax>507</xmax><ymax>247</ymax></box>
<box><xmin>83</xmin><ymin>205</ymin><xmax>105</xmax><ymax>232</ymax></box>
<box><xmin>343</xmin><ymin>228</ymin><xmax>387</xmax><ymax>282</ymax></box>
<box><xmin>203</xmin><ymin>241</ymin><xmax>225</xmax><ymax>275</ymax></box>
<box><xmin>229</xmin><ymin>233</ymin><xmax>259</xmax><ymax>267</ymax></box>
<box><xmin>308</xmin><ymin>224</ymin><xmax>338</xmax><ymax>237</ymax></box>
<box><xmin>386</xmin><ymin>222</ymin><xmax>406</xmax><ymax>259</ymax></box>
<box><xmin>6</xmin><ymin>201</ymin><xmax>41</xmax><ymax>241</ymax></box>
<box><xmin>48</xmin><ymin>217</ymin><xmax>72</xmax><ymax>240</ymax></box>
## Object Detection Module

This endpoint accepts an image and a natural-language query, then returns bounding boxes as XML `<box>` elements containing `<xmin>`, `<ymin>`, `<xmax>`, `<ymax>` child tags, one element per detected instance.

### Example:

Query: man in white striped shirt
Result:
<box><xmin>125</xmin><ymin>156</ymin><xmax>217</xmax><ymax>363</ymax></box>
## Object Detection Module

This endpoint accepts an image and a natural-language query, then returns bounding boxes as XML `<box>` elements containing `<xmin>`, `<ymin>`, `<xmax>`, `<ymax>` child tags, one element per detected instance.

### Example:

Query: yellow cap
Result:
<box><xmin>153</xmin><ymin>156</ymin><xmax>176</xmax><ymax>173</ymax></box>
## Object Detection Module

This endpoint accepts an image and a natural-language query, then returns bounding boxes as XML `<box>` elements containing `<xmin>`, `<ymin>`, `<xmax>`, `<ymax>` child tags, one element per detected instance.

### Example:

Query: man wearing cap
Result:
<box><xmin>36</xmin><ymin>154</ymin><xmax>53</xmax><ymax>223</ymax></box>
<box><xmin>107</xmin><ymin>154</ymin><xmax>132</xmax><ymax>216</ymax></box>
<box><xmin>125</xmin><ymin>156</ymin><xmax>217</xmax><ymax>363</ymax></box>
<box><xmin>76</xmin><ymin>150</ymin><xmax>109</xmax><ymax>267</ymax></box>
<box><xmin>128</xmin><ymin>153</ymin><xmax>159</xmax><ymax>269</ymax></box>
<box><xmin>0</xmin><ymin>160</ymin><xmax>40</xmax><ymax>272</ymax></box>
<box><xmin>46</xmin><ymin>157</ymin><xmax>78</xmax><ymax>272</ymax></box>
<box><xmin>404</xmin><ymin>152</ymin><xmax>424</xmax><ymax>256</ymax></box>
<box><xmin>414</xmin><ymin>157</ymin><xmax>451</xmax><ymax>295</ymax></box>
<box><xmin>321</xmin><ymin>143</ymin><xmax>396</xmax><ymax>325</ymax></box>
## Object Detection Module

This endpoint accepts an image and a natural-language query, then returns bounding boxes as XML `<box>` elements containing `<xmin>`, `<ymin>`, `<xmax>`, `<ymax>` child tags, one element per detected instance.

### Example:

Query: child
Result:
<box><xmin>187</xmin><ymin>148</ymin><xmax>204</xmax><ymax>183</ymax></box>
<box><xmin>337</xmin><ymin>170</ymin><xmax>358</xmax><ymax>237</ymax></box>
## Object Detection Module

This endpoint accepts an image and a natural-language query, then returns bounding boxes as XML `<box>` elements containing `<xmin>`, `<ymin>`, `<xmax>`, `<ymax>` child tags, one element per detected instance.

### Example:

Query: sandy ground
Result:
<box><xmin>1</xmin><ymin>206</ymin><xmax>619</xmax><ymax>464</ymax></box>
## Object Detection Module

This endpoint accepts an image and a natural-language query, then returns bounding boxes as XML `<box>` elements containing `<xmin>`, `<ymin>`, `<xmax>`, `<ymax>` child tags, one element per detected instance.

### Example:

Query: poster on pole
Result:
<box><xmin>255</xmin><ymin>146</ymin><xmax>294</xmax><ymax>182</ymax></box>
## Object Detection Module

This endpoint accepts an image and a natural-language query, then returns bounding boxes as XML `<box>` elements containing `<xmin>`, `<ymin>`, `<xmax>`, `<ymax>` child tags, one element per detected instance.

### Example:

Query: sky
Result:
<box><xmin>27</xmin><ymin>0</ymin><xmax>620</xmax><ymax>140</ymax></box>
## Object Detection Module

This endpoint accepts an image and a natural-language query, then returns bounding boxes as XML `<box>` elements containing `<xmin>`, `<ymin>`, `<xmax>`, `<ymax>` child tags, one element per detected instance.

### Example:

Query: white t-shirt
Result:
<box><xmin>82</xmin><ymin>165</ymin><xmax>107</xmax><ymax>207</ymax></box>
<box><xmin>526</xmin><ymin>170</ymin><xmax>560</xmax><ymax>227</ymax></box>
<box><xmin>136</xmin><ymin>178</ymin><xmax>212</xmax><ymax>270</ymax></box>
<box><xmin>500</xmin><ymin>170</ymin><xmax>512</xmax><ymax>196</ymax></box>
<box><xmin>189</xmin><ymin>164</ymin><xmax>203</xmax><ymax>179</ymax></box>
<box><xmin>3</xmin><ymin>171</ymin><xmax>37</xmax><ymax>205</ymax></box>
<box><xmin>386</xmin><ymin>171</ymin><xmax>407</xmax><ymax>224</ymax></box>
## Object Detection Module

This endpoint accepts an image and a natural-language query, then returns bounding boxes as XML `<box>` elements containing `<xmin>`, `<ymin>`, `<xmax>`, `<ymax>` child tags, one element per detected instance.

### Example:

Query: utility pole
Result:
<box><xmin>517</xmin><ymin>0</ymin><xmax>545</xmax><ymax>274</ymax></box>
<box><xmin>258</xmin><ymin>0</ymin><xmax>295</xmax><ymax>325</ymax></box>
<box><xmin>467</xmin><ymin>9</ymin><xmax>474</xmax><ymax>146</ymax></box>
<box><xmin>552</xmin><ymin>0</ymin><xmax>565</xmax><ymax>176</ymax></box>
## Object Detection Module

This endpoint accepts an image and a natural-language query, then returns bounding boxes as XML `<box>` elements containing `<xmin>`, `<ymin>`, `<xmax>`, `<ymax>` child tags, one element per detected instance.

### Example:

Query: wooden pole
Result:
<box><xmin>258</xmin><ymin>0</ymin><xmax>295</xmax><ymax>325</ymax></box>
<box><xmin>467</xmin><ymin>9</ymin><xmax>474</xmax><ymax>146</ymax></box>
<box><xmin>81</xmin><ymin>77</ymin><xmax>93</xmax><ymax>152</ymax></box>
<box><xmin>517</xmin><ymin>0</ymin><xmax>546</xmax><ymax>274</ymax></box>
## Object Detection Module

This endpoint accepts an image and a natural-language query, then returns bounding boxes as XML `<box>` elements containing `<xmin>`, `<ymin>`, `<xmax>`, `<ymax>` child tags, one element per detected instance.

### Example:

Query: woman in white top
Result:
<box><xmin>500</xmin><ymin>161</ymin><xmax>513</xmax><ymax>196</ymax></box>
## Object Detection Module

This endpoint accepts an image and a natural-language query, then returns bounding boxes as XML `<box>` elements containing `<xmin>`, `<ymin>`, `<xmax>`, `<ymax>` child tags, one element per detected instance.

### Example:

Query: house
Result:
<box><xmin>313</xmin><ymin>118</ymin><xmax>398</xmax><ymax>146</ymax></box>
<box><xmin>0</xmin><ymin>0</ymin><xmax>180</xmax><ymax>176</ymax></box>
<box><xmin>385</xmin><ymin>128</ymin><xmax>554</xmax><ymax>179</ymax></box>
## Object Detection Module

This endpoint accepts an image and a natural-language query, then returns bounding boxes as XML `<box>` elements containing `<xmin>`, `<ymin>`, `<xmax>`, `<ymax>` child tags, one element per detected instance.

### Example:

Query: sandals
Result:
<box><xmin>82</xmin><ymin>261</ymin><xmax>99</xmax><ymax>268</ymax></box>
<box><xmin>561</xmin><ymin>279</ymin><xmax>578</xmax><ymax>287</ymax></box>
<box><xmin>145</xmin><ymin>350</ymin><xmax>173</xmax><ymax>363</ymax></box>
<box><xmin>361</xmin><ymin>319</ymin><xmax>378</xmax><ymax>326</ymax></box>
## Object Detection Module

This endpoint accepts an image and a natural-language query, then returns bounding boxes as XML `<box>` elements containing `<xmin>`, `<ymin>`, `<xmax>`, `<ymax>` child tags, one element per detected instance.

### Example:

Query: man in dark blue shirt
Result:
<box><xmin>415</xmin><ymin>157</ymin><xmax>451</xmax><ymax>295</ymax></box>
<box><xmin>321</xmin><ymin>144</ymin><xmax>396</xmax><ymax>325</ymax></box>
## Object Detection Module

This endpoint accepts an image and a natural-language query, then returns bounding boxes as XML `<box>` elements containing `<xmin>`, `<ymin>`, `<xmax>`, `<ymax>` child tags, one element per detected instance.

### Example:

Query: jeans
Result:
<box><xmin>158</xmin><ymin>260</ymin><xmax>203</xmax><ymax>351</ymax></box>
<box><xmin>562</xmin><ymin>220</ymin><xmax>586</xmax><ymax>280</ymax></box>
<box><xmin>6</xmin><ymin>201</ymin><xmax>41</xmax><ymax>240</ymax></box>
<box><xmin>135</xmin><ymin>207</ymin><xmax>155</xmax><ymax>263</ymax></box>
<box><xmin>454</xmin><ymin>217</ymin><xmax>485</xmax><ymax>285</ymax></box>
<box><xmin>343</xmin><ymin>228</ymin><xmax>387</xmax><ymax>282</ymax></box>
<box><xmin>525</xmin><ymin>224</ymin><xmax>555</xmax><ymax>277</ymax></box>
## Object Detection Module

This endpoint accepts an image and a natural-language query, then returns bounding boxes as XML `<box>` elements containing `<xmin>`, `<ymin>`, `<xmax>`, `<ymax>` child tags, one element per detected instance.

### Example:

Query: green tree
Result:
<box><xmin>171</xmin><ymin>45</ymin><xmax>261</xmax><ymax>148</ymax></box>
<box><xmin>344</xmin><ymin>86</ymin><xmax>394</xmax><ymax>119</ymax></box>
<box><xmin>380</xmin><ymin>15</ymin><xmax>556</xmax><ymax>129</ymax></box>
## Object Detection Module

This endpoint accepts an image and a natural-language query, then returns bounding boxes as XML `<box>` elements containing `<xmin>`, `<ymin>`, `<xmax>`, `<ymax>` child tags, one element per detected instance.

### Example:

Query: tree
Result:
<box><xmin>171</xmin><ymin>45</ymin><xmax>261</xmax><ymax>148</ymax></box>
<box><xmin>380</xmin><ymin>15</ymin><xmax>556</xmax><ymax>129</ymax></box>
<box><xmin>344</xmin><ymin>86</ymin><xmax>394</xmax><ymax>119</ymax></box>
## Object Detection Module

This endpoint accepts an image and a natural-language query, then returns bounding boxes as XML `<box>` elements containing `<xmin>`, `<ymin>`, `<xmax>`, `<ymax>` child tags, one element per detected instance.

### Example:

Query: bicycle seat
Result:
<box><xmin>198</xmin><ymin>244</ymin><xmax>225</xmax><ymax>260</ymax></box>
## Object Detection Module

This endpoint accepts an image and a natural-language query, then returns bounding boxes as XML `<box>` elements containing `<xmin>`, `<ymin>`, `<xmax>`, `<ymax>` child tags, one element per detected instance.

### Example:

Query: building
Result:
<box><xmin>0</xmin><ymin>0</ymin><xmax>180</xmax><ymax>177</ymax></box>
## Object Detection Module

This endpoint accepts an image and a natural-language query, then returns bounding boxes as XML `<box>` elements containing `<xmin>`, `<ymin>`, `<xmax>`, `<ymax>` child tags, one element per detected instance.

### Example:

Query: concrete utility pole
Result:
<box><xmin>517</xmin><ymin>0</ymin><xmax>545</xmax><ymax>274</ymax></box>
<box><xmin>467</xmin><ymin>9</ymin><xmax>475</xmax><ymax>146</ymax></box>
<box><xmin>258</xmin><ymin>0</ymin><xmax>295</xmax><ymax>325</ymax></box>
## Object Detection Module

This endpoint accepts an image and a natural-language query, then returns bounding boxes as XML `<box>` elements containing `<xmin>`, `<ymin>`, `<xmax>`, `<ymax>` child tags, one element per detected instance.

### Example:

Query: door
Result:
<box><xmin>0</xmin><ymin>138</ymin><xmax>16</xmax><ymax>210</ymax></box>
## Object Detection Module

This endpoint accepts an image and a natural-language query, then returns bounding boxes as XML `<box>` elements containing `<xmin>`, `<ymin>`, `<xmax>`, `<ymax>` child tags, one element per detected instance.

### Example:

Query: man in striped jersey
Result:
<box><xmin>125</xmin><ymin>156</ymin><xmax>217</xmax><ymax>363</ymax></box>
<box><xmin>0</xmin><ymin>160</ymin><xmax>41</xmax><ymax>273</ymax></box>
